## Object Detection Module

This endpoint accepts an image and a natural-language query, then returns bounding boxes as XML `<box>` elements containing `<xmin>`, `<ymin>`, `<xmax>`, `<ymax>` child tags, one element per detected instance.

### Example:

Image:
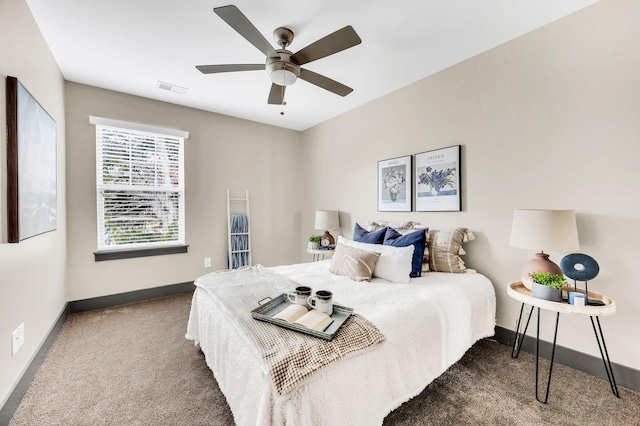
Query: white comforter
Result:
<box><xmin>186</xmin><ymin>260</ymin><xmax>496</xmax><ymax>426</ymax></box>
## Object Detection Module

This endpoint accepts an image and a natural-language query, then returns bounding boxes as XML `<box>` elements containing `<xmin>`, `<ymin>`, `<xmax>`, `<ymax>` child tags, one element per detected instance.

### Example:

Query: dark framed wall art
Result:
<box><xmin>414</xmin><ymin>145</ymin><xmax>461</xmax><ymax>212</ymax></box>
<box><xmin>6</xmin><ymin>76</ymin><xmax>57</xmax><ymax>243</ymax></box>
<box><xmin>378</xmin><ymin>155</ymin><xmax>412</xmax><ymax>212</ymax></box>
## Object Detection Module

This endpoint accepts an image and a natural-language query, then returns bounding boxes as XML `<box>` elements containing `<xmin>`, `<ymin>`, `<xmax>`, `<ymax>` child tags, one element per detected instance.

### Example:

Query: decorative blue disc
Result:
<box><xmin>560</xmin><ymin>253</ymin><xmax>599</xmax><ymax>281</ymax></box>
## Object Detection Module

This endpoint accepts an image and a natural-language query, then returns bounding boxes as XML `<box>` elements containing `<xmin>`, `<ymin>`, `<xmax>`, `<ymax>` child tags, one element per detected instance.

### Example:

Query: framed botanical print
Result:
<box><xmin>415</xmin><ymin>145</ymin><xmax>461</xmax><ymax>212</ymax></box>
<box><xmin>378</xmin><ymin>155</ymin><xmax>412</xmax><ymax>212</ymax></box>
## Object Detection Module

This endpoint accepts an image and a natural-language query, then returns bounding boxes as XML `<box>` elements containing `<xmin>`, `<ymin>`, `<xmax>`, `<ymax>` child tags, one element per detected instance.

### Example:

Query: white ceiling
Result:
<box><xmin>25</xmin><ymin>0</ymin><xmax>598</xmax><ymax>131</ymax></box>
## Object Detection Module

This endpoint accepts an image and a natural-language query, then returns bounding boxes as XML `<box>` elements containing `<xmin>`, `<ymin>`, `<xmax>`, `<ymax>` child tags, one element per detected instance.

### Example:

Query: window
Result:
<box><xmin>90</xmin><ymin>116</ymin><xmax>188</xmax><ymax>254</ymax></box>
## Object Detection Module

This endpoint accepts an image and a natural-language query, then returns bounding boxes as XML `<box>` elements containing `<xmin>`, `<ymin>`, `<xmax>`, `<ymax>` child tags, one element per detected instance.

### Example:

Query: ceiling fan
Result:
<box><xmin>196</xmin><ymin>5</ymin><xmax>362</xmax><ymax>106</ymax></box>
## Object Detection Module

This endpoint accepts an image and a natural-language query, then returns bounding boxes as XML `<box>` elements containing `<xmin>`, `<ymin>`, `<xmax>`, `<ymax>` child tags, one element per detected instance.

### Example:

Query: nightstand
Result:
<box><xmin>307</xmin><ymin>247</ymin><xmax>334</xmax><ymax>262</ymax></box>
<box><xmin>507</xmin><ymin>282</ymin><xmax>618</xmax><ymax>403</ymax></box>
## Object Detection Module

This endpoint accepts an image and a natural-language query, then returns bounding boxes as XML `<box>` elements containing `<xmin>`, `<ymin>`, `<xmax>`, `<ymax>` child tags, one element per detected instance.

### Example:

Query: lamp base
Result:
<box><xmin>521</xmin><ymin>252</ymin><xmax>563</xmax><ymax>291</ymax></box>
<box><xmin>320</xmin><ymin>231</ymin><xmax>335</xmax><ymax>246</ymax></box>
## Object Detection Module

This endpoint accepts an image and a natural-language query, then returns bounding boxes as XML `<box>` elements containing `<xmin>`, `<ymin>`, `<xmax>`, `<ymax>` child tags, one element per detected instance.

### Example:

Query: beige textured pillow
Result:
<box><xmin>368</xmin><ymin>221</ymin><xmax>419</xmax><ymax>235</ymax></box>
<box><xmin>329</xmin><ymin>244</ymin><xmax>381</xmax><ymax>282</ymax></box>
<box><xmin>427</xmin><ymin>227</ymin><xmax>476</xmax><ymax>273</ymax></box>
<box><xmin>368</xmin><ymin>221</ymin><xmax>430</xmax><ymax>272</ymax></box>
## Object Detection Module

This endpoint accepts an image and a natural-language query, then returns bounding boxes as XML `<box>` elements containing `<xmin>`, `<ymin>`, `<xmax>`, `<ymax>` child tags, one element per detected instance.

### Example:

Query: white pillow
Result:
<box><xmin>338</xmin><ymin>236</ymin><xmax>414</xmax><ymax>283</ymax></box>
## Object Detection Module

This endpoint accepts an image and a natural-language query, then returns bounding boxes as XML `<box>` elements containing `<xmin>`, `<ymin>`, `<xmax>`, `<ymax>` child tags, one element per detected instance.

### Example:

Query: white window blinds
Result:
<box><xmin>94</xmin><ymin>122</ymin><xmax>185</xmax><ymax>251</ymax></box>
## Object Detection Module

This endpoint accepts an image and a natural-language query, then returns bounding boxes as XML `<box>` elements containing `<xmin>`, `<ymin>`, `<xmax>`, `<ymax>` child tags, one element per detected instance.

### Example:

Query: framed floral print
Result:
<box><xmin>378</xmin><ymin>155</ymin><xmax>412</xmax><ymax>212</ymax></box>
<box><xmin>415</xmin><ymin>145</ymin><xmax>461</xmax><ymax>212</ymax></box>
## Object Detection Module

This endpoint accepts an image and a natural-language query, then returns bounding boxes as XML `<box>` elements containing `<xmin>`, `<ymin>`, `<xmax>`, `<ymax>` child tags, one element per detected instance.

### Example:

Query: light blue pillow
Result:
<box><xmin>383</xmin><ymin>228</ymin><xmax>426</xmax><ymax>277</ymax></box>
<box><xmin>353</xmin><ymin>223</ymin><xmax>387</xmax><ymax>244</ymax></box>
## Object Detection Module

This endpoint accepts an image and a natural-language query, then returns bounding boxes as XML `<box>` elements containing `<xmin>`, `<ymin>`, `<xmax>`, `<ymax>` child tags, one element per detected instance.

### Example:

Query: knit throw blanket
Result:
<box><xmin>194</xmin><ymin>265</ymin><xmax>386</xmax><ymax>400</ymax></box>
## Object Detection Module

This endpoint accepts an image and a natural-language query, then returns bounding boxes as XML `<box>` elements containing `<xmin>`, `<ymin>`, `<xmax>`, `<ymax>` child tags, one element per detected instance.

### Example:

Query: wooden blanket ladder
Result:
<box><xmin>226</xmin><ymin>189</ymin><xmax>252</xmax><ymax>269</ymax></box>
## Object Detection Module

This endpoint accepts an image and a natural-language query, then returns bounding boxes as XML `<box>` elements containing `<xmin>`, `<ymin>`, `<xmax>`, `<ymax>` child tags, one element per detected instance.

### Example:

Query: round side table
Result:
<box><xmin>307</xmin><ymin>247</ymin><xmax>335</xmax><ymax>262</ymax></box>
<box><xmin>507</xmin><ymin>282</ymin><xmax>618</xmax><ymax>403</ymax></box>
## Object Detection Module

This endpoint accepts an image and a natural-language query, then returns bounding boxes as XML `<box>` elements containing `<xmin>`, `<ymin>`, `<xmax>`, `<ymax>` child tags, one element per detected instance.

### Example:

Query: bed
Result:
<box><xmin>186</xmin><ymin>257</ymin><xmax>496</xmax><ymax>425</ymax></box>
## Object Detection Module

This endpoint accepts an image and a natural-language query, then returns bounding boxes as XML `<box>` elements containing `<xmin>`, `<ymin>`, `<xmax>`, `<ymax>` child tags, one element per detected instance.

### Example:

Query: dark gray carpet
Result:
<box><xmin>9</xmin><ymin>293</ymin><xmax>640</xmax><ymax>425</ymax></box>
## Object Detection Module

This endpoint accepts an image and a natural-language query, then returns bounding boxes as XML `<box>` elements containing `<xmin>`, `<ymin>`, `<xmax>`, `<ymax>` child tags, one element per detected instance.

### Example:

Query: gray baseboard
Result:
<box><xmin>493</xmin><ymin>325</ymin><xmax>639</xmax><ymax>392</ymax></box>
<box><xmin>69</xmin><ymin>281</ymin><xmax>195</xmax><ymax>313</ymax></box>
<box><xmin>0</xmin><ymin>304</ymin><xmax>69</xmax><ymax>426</ymax></box>
<box><xmin>0</xmin><ymin>281</ymin><xmax>195</xmax><ymax>424</ymax></box>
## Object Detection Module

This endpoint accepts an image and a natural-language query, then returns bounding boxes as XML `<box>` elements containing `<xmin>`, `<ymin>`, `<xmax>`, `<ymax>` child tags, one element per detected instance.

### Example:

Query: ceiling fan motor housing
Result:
<box><xmin>266</xmin><ymin>50</ymin><xmax>300</xmax><ymax>86</ymax></box>
<box><xmin>273</xmin><ymin>27</ymin><xmax>294</xmax><ymax>48</ymax></box>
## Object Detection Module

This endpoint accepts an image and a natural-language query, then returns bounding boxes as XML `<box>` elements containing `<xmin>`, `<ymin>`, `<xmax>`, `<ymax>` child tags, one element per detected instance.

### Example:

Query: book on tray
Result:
<box><xmin>273</xmin><ymin>304</ymin><xmax>333</xmax><ymax>332</ymax></box>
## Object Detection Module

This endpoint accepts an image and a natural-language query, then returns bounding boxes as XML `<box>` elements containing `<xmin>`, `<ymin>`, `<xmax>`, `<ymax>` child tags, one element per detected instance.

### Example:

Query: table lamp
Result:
<box><xmin>509</xmin><ymin>209</ymin><xmax>579</xmax><ymax>290</ymax></box>
<box><xmin>315</xmin><ymin>210</ymin><xmax>339</xmax><ymax>246</ymax></box>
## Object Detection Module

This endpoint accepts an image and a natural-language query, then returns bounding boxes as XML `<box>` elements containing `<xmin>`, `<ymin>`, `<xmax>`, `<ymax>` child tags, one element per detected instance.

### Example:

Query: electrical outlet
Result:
<box><xmin>12</xmin><ymin>323</ymin><xmax>24</xmax><ymax>356</ymax></box>
<box><xmin>204</xmin><ymin>257</ymin><xmax>212</xmax><ymax>268</ymax></box>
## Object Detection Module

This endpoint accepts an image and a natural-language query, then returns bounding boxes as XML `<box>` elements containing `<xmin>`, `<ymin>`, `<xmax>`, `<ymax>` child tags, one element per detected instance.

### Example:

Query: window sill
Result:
<box><xmin>94</xmin><ymin>245</ymin><xmax>188</xmax><ymax>262</ymax></box>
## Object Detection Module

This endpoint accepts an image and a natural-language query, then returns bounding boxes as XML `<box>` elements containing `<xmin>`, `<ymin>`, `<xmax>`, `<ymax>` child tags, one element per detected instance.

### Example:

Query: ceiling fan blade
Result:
<box><xmin>196</xmin><ymin>64</ymin><xmax>265</xmax><ymax>74</ymax></box>
<box><xmin>299</xmin><ymin>68</ymin><xmax>353</xmax><ymax>97</ymax></box>
<box><xmin>268</xmin><ymin>83</ymin><xmax>285</xmax><ymax>105</ymax></box>
<box><xmin>291</xmin><ymin>26</ymin><xmax>361</xmax><ymax>65</ymax></box>
<box><xmin>214</xmin><ymin>5</ymin><xmax>278</xmax><ymax>58</ymax></box>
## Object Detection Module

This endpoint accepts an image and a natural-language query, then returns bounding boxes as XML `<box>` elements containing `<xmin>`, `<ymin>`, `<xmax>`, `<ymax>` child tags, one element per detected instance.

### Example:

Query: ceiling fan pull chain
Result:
<box><xmin>280</xmin><ymin>74</ymin><xmax>286</xmax><ymax>115</ymax></box>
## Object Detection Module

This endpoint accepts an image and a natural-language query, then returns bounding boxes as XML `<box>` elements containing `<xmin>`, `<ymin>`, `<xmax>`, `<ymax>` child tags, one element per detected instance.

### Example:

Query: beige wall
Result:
<box><xmin>300</xmin><ymin>0</ymin><xmax>640</xmax><ymax>371</ymax></box>
<box><xmin>0</xmin><ymin>0</ymin><xmax>67</xmax><ymax>407</ymax></box>
<box><xmin>65</xmin><ymin>83</ymin><xmax>302</xmax><ymax>301</ymax></box>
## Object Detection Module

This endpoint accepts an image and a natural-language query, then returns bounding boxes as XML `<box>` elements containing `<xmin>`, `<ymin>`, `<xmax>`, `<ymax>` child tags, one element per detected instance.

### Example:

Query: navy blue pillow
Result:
<box><xmin>383</xmin><ymin>228</ymin><xmax>426</xmax><ymax>278</ymax></box>
<box><xmin>353</xmin><ymin>223</ymin><xmax>387</xmax><ymax>244</ymax></box>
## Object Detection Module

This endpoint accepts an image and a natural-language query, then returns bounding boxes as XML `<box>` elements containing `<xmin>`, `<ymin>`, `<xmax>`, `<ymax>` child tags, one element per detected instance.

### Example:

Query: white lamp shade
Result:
<box><xmin>510</xmin><ymin>209</ymin><xmax>579</xmax><ymax>252</ymax></box>
<box><xmin>315</xmin><ymin>210</ymin><xmax>339</xmax><ymax>231</ymax></box>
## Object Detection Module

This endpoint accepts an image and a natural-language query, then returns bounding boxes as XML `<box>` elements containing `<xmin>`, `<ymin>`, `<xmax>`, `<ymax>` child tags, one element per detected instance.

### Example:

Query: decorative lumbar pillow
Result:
<box><xmin>427</xmin><ymin>227</ymin><xmax>476</xmax><ymax>273</ymax></box>
<box><xmin>368</xmin><ymin>221</ymin><xmax>420</xmax><ymax>234</ymax></box>
<box><xmin>329</xmin><ymin>243</ymin><xmax>380</xmax><ymax>282</ymax></box>
<box><xmin>338</xmin><ymin>236</ymin><xmax>413</xmax><ymax>283</ymax></box>
<box><xmin>353</xmin><ymin>223</ymin><xmax>387</xmax><ymax>244</ymax></box>
<box><xmin>383</xmin><ymin>227</ymin><xmax>427</xmax><ymax>278</ymax></box>
<box><xmin>369</xmin><ymin>221</ymin><xmax>430</xmax><ymax>273</ymax></box>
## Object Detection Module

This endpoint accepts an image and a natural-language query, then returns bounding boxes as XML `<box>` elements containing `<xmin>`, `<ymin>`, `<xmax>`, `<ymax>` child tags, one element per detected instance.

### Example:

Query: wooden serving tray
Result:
<box><xmin>251</xmin><ymin>293</ymin><xmax>354</xmax><ymax>341</ymax></box>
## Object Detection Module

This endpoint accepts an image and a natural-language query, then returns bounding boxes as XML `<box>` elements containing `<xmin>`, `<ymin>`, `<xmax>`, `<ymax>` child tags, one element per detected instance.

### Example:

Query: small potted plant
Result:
<box><xmin>528</xmin><ymin>271</ymin><xmax>567</xmax><ymax>302</ymax></box>
<box><xmin>308</xmin><ymin>235</ymin><xmax>321</xmax><ymax>250</ymax></box>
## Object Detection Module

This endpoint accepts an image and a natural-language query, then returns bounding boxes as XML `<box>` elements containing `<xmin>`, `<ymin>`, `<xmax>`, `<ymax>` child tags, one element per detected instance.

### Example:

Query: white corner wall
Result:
<box><xmin>0</xmin><ymin>0</ymin><xmax>67</xmax><ymax>407</ymax></box>
<box><xmin>300</xmin><ymin>0</ymin><xmax>640</xmax><ymax>372</ymax></box>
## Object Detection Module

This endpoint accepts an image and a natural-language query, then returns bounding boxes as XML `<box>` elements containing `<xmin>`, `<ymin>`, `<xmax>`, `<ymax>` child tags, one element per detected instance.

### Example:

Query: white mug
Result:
<box><xmin>287</xmin><ymin>286</ymin><xmax>312</xmax><ymax>305</ymax></box>
<box><xmin>307</xmin><ymin>290</ymin><xmax>333</xmax><ymax>316</ymax></box>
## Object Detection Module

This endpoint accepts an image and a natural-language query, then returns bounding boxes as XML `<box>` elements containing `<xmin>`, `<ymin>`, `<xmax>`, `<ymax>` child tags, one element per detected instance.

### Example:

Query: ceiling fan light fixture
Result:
<box><xmin>269</xmin><ymin>68</ymin><xmax>297</xmax><ymax>86</ymax></box>
<box><xmin>266</xmin><ymin>53</ymin><xmax>300</xmax><ymax>86</ymax></box>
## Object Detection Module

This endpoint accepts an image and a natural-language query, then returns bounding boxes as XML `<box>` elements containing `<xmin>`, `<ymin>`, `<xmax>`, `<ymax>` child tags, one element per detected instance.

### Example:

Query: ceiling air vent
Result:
<box><xmin>157</xmin><ymin>81</ymin><xmax>188</xmax><ymax>94</ymax></box>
